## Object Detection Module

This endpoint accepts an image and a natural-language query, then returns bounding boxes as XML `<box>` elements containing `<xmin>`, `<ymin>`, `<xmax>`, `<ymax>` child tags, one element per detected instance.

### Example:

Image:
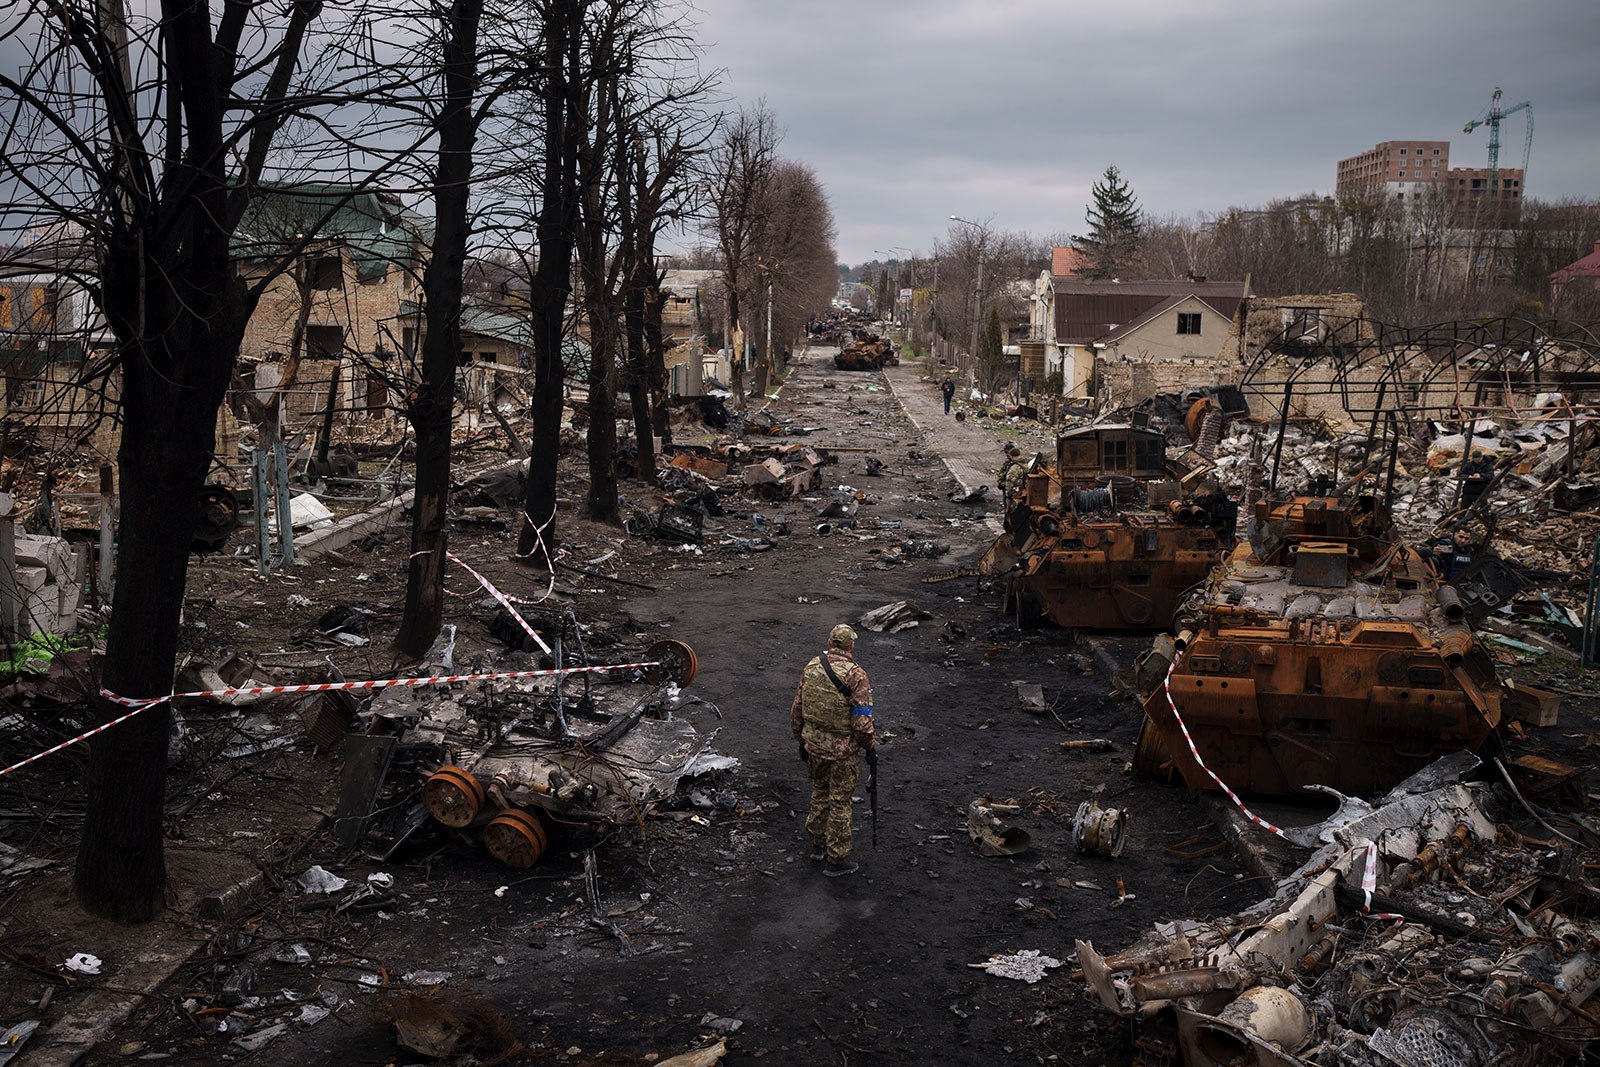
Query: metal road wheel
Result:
<box><xmin>482</xmin><ymin>808</ymin><xmax>549</xmax><ymax>869</ymax></box>
<box><xmin>645</xmin><ymin>639</ymin><xmax>698</xmax><ymax>686</ymax></box>
<box><xmin>193</xmin><ymin>484</ymin><xmax>241</xmax><ymax>554</ymax></box>
<box><xmin>421</xmin><ymin>766</ymin><xmax>485</xmax><ymax>828</ymax></box>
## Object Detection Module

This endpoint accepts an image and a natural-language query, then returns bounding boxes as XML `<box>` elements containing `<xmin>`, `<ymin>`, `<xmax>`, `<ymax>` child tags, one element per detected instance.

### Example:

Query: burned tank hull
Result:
<box><xmin>992</xmin><ymin>421</ymin><xmax>1236</xmax><ymax>630</ymax></box>
<box><xmin>1132</xmin><ymin>497</ymin><xmax>1503</xmax><ymax>798</ymax></box>
<box><xmin>834</xmin><ymin>334</ymin><xmax>897</xmax><ymax>370</ymax></box>
<box><xmin>1005</xmin><ymin>511</ymin><xmax>1223</xmax><ymax>629</ymax></box>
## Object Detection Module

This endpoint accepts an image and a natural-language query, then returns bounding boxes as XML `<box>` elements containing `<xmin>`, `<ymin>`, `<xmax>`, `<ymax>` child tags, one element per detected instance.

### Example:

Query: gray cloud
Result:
<box><xmin>689</xmin><ymin>0</ymin><xmax>1600</xmax><ymax>263</ymax></box>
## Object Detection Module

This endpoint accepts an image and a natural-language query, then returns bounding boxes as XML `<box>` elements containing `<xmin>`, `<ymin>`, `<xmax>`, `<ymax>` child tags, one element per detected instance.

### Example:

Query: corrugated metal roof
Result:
<box><xmin>1052</xmin><ymin>279</ymin><xmax>1246</xmax><ymax>344</ymax></box>
<box><xmin>235</xmin><ymin>185</ymin><xmax>431</xmax><ymax>282</ymax></box>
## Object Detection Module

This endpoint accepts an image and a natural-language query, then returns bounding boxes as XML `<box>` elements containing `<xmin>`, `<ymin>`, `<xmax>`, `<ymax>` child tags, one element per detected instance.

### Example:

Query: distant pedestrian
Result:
<box><xmin>941</xmin><ymin>377</ymin><xmax>956</xmax><ymax>414</ymax></box>
<box><xmin>1460</xmin><ymin>450</ymin><xmax>1494</xmax><ymax>507</ymax></box>
<box><xmin>791</xmin><ymin>624</ymin><xmax>877</xmax><ymax>877</ymax></box>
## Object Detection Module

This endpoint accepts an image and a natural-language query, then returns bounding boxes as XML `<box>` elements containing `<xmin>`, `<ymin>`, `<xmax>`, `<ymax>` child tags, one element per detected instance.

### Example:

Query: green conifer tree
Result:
<box><xmin>1075</xmin><ymin>165</ymin><xmax>1144</xmax><ymax>279</ymax></box>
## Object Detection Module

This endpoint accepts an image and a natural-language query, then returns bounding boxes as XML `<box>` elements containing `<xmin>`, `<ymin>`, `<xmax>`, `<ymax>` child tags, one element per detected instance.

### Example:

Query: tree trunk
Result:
<box><xmin>726</xmin><ymin>287</ymin><xmax>745</xmax><ymax>408</ymax></box>
<box><xmin>623</xmin><ymin>269</ymin><xmax>655</xmax><ymax>482</ymax></box>
<box><xmin>77</xmin><ymin>237</ymin><xmax>243</xmax><ymax>922</ymax></box>
<box><xmin>520</xmin><ymin>0</ymin><xmax>584</xmax><ymax>567</ymax></box>
<box><xmin>584</xmin><ymin>327</ymin><xmax>619</xmax><ymax>523</ymax></box>
<box><xmin>394</xmin><ymin>0</ymin><xmax>482</xmax><ymax>660</ymax></box>
<box><xmin>315</xmin><ymin>362</ymin><xmax>340</xmax><ymax>467</ymax></box>
<box><xmin>646</xmin><ymin>281</ymin><xmax>671</xmax><ymax>448</ymax></box>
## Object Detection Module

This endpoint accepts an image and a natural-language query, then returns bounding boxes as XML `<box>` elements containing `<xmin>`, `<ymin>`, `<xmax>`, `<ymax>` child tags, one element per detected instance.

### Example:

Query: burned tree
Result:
<box><xmin>0</xmin><ymin>0</ymin><xmax>380</xmax><ymax>919</ymax></box>
<box><xmin>393</xmin><ymin>0</ymin><xmax>487</xmax><ymax>658</ymax></box>
<box><xmin>704</xmin><ymin>103</ymin><xmax>779</xmax><ymax>408</ymax></box>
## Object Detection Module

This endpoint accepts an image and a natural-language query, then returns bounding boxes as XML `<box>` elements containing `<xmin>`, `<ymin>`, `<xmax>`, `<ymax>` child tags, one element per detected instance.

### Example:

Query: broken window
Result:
<box><xmin>1133</xmin><ymin>437</ymin><xmax>1161</xmax><ymax>473</ymax></box>
<box><xmin>306</xmin><ymin>324</ymin><xmax>343</xmax><ymax>359</ymax></box>
<box><xmin>1176</xmin><ymin>313</ymin><xmax>1201</xmax><ymax>335</ymax></box>
<box><xmin>1062</xmin><ymin>439</ymin><xmax>1097</xmax><ymax>470</ymax></box>
<box><xmin>1286</xmin><ymin>308</ymin><xmax>1322</xmax><ymax>341</ymax></box>
<box><xmin>310</xmin><ymin>256</ymin><xmax>342</xmax><ymax>290</ymax></box>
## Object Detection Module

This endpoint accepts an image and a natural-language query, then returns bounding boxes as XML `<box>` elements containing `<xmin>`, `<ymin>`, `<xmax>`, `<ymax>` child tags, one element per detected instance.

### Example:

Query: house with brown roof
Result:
<box><xmin>1052</xmin><ymin>277</ymin><xmax>1249</xmax><ymax>402</ymax></box>
<box><xmin>1551</xmin><ymin>242</ymin><xmax>1600</xmax><ymax>311</ymax></box>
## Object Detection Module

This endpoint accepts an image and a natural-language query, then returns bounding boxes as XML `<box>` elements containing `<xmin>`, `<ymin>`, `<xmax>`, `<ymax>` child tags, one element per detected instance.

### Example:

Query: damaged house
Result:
<box><xmin>232</xmin><ymin>185</ymin><xmax>432</xmax><ymax>432</ymax></box>
<box><xmin>1053</xmin><ymin>277</ymin><xmax>1250</xmax><ymax>404</ymax></box>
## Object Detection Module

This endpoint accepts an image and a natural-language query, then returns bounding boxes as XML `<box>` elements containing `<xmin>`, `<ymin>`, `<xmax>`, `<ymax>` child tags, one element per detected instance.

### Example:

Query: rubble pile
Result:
<box><xmin>1077</xmin><ymin>755</ymin><xmax>1600</xmax><ymax>1067</ymax></box>
<box><xmin>1209</xmin><ymin>410</ymin><xmax>1594</xmax><ymax>555</ymax></box>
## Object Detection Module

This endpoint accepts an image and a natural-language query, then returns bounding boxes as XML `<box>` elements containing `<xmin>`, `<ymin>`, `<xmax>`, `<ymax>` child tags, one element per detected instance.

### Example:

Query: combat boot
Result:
<box><xmin>824</xmin><ymin>857</ymin><xmax>858</xmax><ymax>877</ymax></box>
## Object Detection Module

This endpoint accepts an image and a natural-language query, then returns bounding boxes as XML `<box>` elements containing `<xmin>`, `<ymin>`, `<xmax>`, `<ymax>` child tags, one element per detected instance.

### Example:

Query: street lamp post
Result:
<box><xmin>950</xmin><ymin>216</ymin><xmax>988</xmax><ymax>391</ymax></box>
<box><xmin>876</xmin><ymin>246</ymin><xmax>911</xmax><ymax>325</ymax></box>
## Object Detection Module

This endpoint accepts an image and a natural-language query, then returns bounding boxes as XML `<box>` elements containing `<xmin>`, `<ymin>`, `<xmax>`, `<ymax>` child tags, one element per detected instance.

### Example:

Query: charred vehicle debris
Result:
<box><xmin>986</xmin><ymin>420</ymin><xmax>1239</xmax><ymax>630</ymax></box>
<box><xmin>0</xmin><ymin>308</ymin><xmax>1595</xmax><ymax>1065</ymax></box>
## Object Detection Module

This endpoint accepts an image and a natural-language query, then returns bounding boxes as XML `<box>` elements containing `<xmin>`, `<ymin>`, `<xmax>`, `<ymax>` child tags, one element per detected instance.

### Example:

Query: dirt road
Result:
<box><xmin>81</xmin><ymin>347</ymin><xmax>1257</xmax><ymax>1065</ymax></box>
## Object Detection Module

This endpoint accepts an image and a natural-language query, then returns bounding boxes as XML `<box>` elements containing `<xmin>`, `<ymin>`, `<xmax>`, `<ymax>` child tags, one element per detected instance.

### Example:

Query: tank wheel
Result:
<box><xmin>422</xmin><ymin>766</ymin><xmax>486</xmax><ymax>828</ymax></box>
<box><xmin>1131</xmin><ymin>716</ymin><xmax>1174</xmax><ymax>781</ymax></box>
<box><xmin>645</xmin><ymin>639</ymin><xmax>698</xmax><ymax>686</ymax></box>
<box><xmin>482</xmin><ymin>808</ymin><xmax>550</xmax><ymax>869</ymax></box>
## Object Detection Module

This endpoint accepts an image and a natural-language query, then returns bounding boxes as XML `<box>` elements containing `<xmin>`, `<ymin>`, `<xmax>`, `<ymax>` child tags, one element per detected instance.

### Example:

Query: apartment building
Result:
<box><xmin>1336</xmin><ymin>140</ymin><xmax>1523</xmax><ymax>216</ymax></box>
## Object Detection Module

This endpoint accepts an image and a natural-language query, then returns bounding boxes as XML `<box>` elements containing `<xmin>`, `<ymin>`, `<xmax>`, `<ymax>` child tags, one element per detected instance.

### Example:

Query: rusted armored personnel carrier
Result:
<box><xmin>993</xmin><ymin>423</ymin><xmax>1235</xmax><ymax>629</ymax></box>
<box><xmin>1132</xmin><ymin>494</ymin><xmax>1503</xmax><ymax>797</ymax></box>
<box><xmin>834</xmin><ymin>333</ymin><xmax>897</xmax><ymax>370</ymax></box>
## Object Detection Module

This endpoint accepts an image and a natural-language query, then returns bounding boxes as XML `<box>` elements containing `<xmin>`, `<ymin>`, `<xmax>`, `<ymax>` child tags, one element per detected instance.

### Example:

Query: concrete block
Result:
<box><xmin>15</xmin><ymin>565</ymin><xmax>47</xmax><ymax>594</ymax></box>
<box><xmin>18</xmin><ymin>582</ymin><xmax>61</xmax><ymax>635</ymax></box>
<box><xmin>57</xmin><ymin>577</ymin><xmax>82</xmax><ymax>625</ymax></box>
<box><xmin>13</xmin><ymin>533</ymin><xmax>72</xmax><ymax>580</ymax></box>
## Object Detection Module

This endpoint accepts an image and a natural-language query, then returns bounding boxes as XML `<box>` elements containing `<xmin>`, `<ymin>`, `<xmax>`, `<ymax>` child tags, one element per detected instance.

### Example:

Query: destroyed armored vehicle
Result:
<box><xmin>990</xmin><ymin>423</ymin><xmax>1236</xmax><ymax>629</ymax></box>
<box><xmin>834</xmin><ymin>333</ymin><xmax>898</xmax><ymax>371</ymax></box>
<box><xmin>375</xmin><ymin>638</ymin><xmax>712</xmax><ymax>869</ymax></box>
<box><xmin>1132</xmin><ymin>493</ymin><xmax>1504</xmax><ymax>797</ymax></box>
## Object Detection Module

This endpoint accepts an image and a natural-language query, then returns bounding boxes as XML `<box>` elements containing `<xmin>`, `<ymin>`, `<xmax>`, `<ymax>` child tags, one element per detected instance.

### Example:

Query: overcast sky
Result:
<box><xmin>686</xmin><ymin>0</ymin><xmax>1599</xmax><ymax>266</ymax></box>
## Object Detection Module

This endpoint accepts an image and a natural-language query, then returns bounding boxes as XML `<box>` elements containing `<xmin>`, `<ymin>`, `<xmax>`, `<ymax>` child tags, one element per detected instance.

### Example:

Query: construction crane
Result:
<box><xmin>1463</xmin><ymin>87</ymin><xmax>1533</xmax><ymax>204</ymax></box>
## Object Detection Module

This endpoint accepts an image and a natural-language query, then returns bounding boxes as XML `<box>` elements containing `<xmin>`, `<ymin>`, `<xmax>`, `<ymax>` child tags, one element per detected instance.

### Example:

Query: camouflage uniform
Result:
<box><xmin>1004</xmin><ymin>458</ymin><xmax>1030</xmax><ymax>497</ymax></box>
<box><xmin>790</xmin><ymin>630</ymin><xmax>875</xmax><ymax>863</ymax></box>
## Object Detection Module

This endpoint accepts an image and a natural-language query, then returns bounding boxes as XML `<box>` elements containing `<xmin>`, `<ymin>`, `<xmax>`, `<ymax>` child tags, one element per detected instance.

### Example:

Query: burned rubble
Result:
<box><xmin>1076</xmin><ymin>752</ymin><xmax>1600</xmax><ymax>1067</ymax></box>
<box><xmin>0</xmin><ymin>320</ymin><xmax>1594</xmax><ymax>1067</ymax></box>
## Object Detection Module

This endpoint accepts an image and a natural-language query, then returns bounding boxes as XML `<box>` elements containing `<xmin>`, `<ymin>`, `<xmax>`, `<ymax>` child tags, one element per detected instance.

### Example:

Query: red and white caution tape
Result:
<box><xmin>0</xmin><ymin>658</ymin><xmax>660</xmax><ymax>779</ymax></box>
<box><xmin>409</xmin><ymin>547</ymin><xmax>555</xmax><ymax>655</ymax></box>
<box><xmin>444</xmin><ymin>551</ymin><xmax>552</xmax><ymax>655</ymax></box>
<box><xmin>0</xmin><ymin>701</ymin><xmax>153</xmax><ymax>779</ymax></box>
<box><xmin>514</xmin><ymin>507</ymin><xmax>560</xmax><ymax>606</ymax></box>
<box><xmin>1161</xmin><ymin>652</ymin><xmax>1405</xmax><ymax>923</ymax></box>
<box><xmin>1360</xmin><ymin>841</ymin><xmax>1405</xmax><ymax>923</ymax></box>
<box><xmin>1161</xmin><ymin>650</ymin><xmax>1288</xmax><ymax>841</ymax></box>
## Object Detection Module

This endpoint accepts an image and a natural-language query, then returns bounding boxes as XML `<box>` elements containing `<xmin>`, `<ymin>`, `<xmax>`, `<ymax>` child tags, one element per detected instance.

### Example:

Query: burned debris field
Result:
<box><xmin>1</xmin><ymin>325</ymin><xmax>1598</xmax><ymax>1067</ymax></box>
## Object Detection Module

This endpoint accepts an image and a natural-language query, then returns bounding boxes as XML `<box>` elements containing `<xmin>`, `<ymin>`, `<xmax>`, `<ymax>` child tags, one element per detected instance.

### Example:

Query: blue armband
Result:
<box><xmin>850</xmin><ymin>705</ymin><xmax>873</xmax><ymax>716</ymax></box>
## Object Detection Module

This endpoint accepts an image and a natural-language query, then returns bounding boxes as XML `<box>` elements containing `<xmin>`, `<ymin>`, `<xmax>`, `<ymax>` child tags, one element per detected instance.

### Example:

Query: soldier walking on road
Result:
<box><xmin>941</xmin><ymin>376</ymin><xmax>956</xmax><ymax>414</ymax></box>
<box><xmin>791</xmin><ymin>624</ymin><xmax>877</xmax><ymax>877</ymax></box>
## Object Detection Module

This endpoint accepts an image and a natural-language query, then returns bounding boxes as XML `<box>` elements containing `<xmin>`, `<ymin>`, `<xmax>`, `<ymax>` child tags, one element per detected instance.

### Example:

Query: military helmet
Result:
<box><xmin>829</xmin><ymin>624</ymin><xmax>857</xmax><ymax>647</ymax></box>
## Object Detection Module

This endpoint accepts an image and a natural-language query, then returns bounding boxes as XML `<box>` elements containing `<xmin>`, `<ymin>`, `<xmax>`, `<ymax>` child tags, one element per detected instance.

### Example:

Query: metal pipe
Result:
<box><xmin>1382</xmin><ymin>412</ymin><xmax>1400</xmax><ymax>513</ymax></box>
<box><xmin>552</xmin><ymin>635</ymin><xmax>569</xmax><ymax>738</ymax></box>
<box><xmin>1438</xmin><ymin>625</ymin><xmax>1474</xmax><ymax>667</ymax></box>
<box><xmin>1436</xmin><ymin>586</ymin><xmax>1465</xmax><ymax>622</ymax></box>
<box><xmin>1268</xmin><ymin>380</ymin><xmax>1293</xmax><ymax>495</ymax></box>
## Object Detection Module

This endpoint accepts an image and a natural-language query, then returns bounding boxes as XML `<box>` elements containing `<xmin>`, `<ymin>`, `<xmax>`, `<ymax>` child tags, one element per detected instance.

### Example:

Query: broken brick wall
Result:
<box><xmin>1095</xmin><ymin>354</ymin><xmax>1236</xmax><ymax>405</ymax></box>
